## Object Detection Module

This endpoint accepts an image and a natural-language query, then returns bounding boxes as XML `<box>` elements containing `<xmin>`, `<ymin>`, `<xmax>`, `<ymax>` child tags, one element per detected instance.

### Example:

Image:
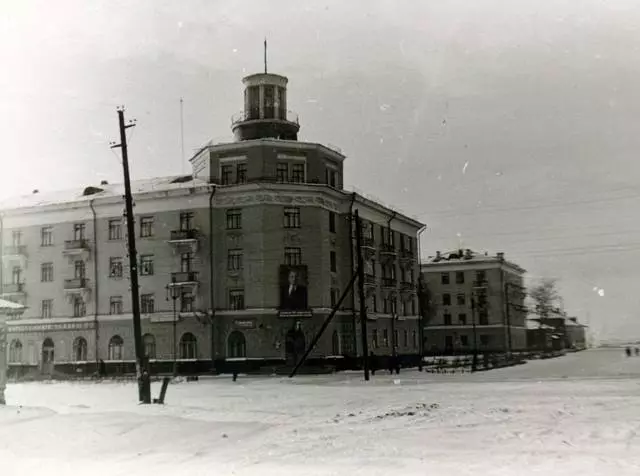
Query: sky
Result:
<box><xmin>2</xmin><ymin>0</ymin><xmax>640</xmax><ymax>340</ymax></box>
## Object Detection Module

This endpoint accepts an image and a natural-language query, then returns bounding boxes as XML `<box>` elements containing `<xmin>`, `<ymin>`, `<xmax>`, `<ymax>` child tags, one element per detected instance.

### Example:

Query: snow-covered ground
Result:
<box><xmin>2</xmin><ymin>348</ymin><xmax>640</xmax><ymax>475</ymax></box>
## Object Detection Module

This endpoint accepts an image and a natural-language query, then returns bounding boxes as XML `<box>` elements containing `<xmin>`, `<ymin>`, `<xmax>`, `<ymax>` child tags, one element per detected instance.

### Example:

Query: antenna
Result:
<box><xmin>180</xmin><ymin>97</ymin><xmax>185</xmax><ymax>175</ymax></box>
<box><xmin>264</xmin><ymin>37</ymin><xmax>268</xmax><ymax>74</ymax></box>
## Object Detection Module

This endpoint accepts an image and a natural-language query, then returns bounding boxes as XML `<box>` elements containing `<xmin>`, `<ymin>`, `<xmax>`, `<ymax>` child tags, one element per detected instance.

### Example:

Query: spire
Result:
<box><xmin>264</xmin><ymin>38</ymin><xmax>268</xmax><ymax>74</ymax></box>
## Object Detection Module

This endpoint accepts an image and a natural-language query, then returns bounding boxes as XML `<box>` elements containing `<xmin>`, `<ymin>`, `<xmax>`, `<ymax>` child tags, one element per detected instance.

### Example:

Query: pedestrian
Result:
<box><xmin>625</xmin><ymin>347</ymin><xmax>632</xmax><ymax>357</ymax></box>
<box><xmin>635</xmin><ymin>348</ymin><xmax>639</xmax><ymax>357</ymax></box>
<box><xmin>369</xmin><ymin>351</ymin><xmax>378</xmax><ymax>376</ymax></box>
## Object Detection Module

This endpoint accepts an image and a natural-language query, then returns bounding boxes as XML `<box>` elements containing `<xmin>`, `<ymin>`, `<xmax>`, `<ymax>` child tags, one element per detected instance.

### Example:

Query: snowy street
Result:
<box><xmin>2</xmin><ymin>349</ymin><xmax>640</xmax><ymax>475</ymax></box>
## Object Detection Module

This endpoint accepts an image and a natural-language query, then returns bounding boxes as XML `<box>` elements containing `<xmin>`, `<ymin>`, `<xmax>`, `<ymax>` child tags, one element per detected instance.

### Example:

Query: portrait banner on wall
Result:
<box><xmin>278</xmin><ymin>264</ymin><xmax>312</xmax><ymax>318</ymax></box>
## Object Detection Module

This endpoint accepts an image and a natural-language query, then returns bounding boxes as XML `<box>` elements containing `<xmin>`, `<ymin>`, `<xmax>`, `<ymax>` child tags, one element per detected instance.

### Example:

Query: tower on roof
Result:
<box><xmin>231</xmin><ymin>44</ymin><xmax>300</xmax><ymax>142</ymax></box>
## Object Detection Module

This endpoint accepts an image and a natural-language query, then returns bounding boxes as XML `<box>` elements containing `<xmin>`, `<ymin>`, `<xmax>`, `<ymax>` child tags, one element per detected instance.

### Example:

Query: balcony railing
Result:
<box><xmin>64</xmin><ymin>239</ymin><xmax>90</xmax><ymax>253</ymax></box>
<box><xmin>169</xmin><ymin>229</ymin><xmax>198</xmax><ymax>242</ymax></box>
<box><xmin>169</xmin><ymin>271</ymin><xmax>199</xmax><ymax>285</ymax></box>
<box><xmin>400</xmin><ymin>281</ymin><xmax>416</xmax><ymax>292</ymax></box>
<box><xmin>2</xmin><ymin>282</ymin><xmax>25</xmax><ymax>294</ymax></box>
<box><xmin>231</xmin><ymin>109</ymin><xmax>299</xmax><ymax>125</ymax></box>
<box><xmin>364</xmin><ymin>274</ymin><xmax>377</xmax><ymax>286</ymax></box>
<box><xmin>399</xmin><ymin>249</ymin><xmax>414</xmax><ymax>260</ymax></box>
<box><xmin>380</xmin><ymin>244</ymin><xmax>397</xmax><ymax>255</ymax></box>
<box><xmin>64</xmin><ymin>277</ymin><xmax>89</xmax><ymax>290</ymax></box>
<box><xmin>382</xmin><ymin>277</ymin><xmax>397</xmax><ymax>288</ymax></box>
<box><xmin>361</xmin><ymin>237</ymin><xmax>375</xmax><ymax>249</ymax></box>
<box><xmin>3</xmin><ymin>245</ymin><xmax>27</xmax><ymax>257</ymax></box>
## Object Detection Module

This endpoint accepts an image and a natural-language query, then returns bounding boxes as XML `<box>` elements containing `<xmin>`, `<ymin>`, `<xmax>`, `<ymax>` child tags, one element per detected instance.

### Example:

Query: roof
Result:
<box><xmin>0</xmin><ymin>175</ymin><xmax>212</xmax><ymax>213</ymax></box>
<box><xmin>0</xmin><ymin>299</ymin><xmax>25</xmax><ymax>312</ymax></box>
<box><xmin>422</xmin><ymin>249</ymin><xmax>526</xmax><ymax>273</ymax></box>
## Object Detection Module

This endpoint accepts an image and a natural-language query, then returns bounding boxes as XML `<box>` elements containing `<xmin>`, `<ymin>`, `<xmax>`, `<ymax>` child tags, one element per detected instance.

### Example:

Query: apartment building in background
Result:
<box><xmin>0</xmin><ymin>68</ymin><xmax>424</xmax><ymax>377</ymax></box>
<box><xmin>420</xmin><ymin>249</ymin><xmax>527</xmax><ymax>355</ymax></box>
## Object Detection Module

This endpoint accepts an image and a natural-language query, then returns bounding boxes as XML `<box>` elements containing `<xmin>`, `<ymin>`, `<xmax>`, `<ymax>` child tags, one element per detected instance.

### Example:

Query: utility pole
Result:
<box><xmin>111</xmin><ymin>108</ymin><xmax>150</xmax><ymax>404</ymax></box>
<box><xmin>166</xmin><ymin>277</ymin><xmax>180</xmax><ymax>376</ymax></box>
<box><xmin>417</xmin><ymin>275</ymin><xmax>425</xmax><ymax>371</ymax></box>
<box><xmin>470</xmin><ymin>296</ymin><xmax>478</xmax><ymax>372</ymax></box>
<box><xmin>355</xmin><ymin>210</ymin><xmax>370</xmax><ymax>381</ymax></box>
<box><xmin>504</xmin><ymin>282</ymin><xmax>513</xmax><ymax>357</ymax></box>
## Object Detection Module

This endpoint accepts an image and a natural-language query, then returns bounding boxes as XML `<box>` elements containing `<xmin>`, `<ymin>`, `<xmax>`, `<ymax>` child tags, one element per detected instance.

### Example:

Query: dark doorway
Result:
<box><xmin>285</xmin><ymin>326</ymin><xmax>306</xmax><ymax>365</ymax></box>
<box><xmin>42</xmin><ymin>338</ymin><xmax>55</xmax><ymax>375</ymax></box>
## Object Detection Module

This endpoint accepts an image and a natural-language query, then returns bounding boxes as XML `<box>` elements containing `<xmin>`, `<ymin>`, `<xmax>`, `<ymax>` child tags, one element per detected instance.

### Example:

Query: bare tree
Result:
<box><xmin>529</xmin><ymin>278</ymin><xmax>560</xmax><ymax>324</ymax></box>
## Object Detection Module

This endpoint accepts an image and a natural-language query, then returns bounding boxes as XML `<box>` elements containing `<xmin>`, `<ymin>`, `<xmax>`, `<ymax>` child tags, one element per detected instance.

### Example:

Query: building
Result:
<box><xmin>527</xmin><ymin>315</ymin><xmax>588</xmax><ymax>351</ymax></box>
<box><xmin>0</xmin><ymin>298</ymin><xmax>24</xmax><ymax>403</ymax></box>
<box><xmin>420</xmin><ymin>249</ymin><xmax>527</xmax><ymax>355</ymax></box>
<box><xmin>0</xmin><ymin>68</ymin><xmax>424</xmax><ymax>377</ymax></box>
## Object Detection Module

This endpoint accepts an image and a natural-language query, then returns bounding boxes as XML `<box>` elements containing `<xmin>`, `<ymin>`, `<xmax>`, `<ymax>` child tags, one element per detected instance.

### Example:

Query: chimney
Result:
<box><xmin>435</xmin><ymin>251</ymin><xmax>441</xmax><ymax>261</ymax></box>
<box><xmin>100</xmin><ymin>180</ymin><xmax>109</xmax><ymax>185</ymax></box>
<box><xmin>32</xmin><ymin>189</ymin><xmax>39</xmax><ymax>194</ymax></box>
<box><xmin>465</xmin><ymin>248</ymin><xmax>472</xmax><ymax>259</ymax></box>
<box><xmin>497</xmin><ymin>252</ymin><xmax>505</xmax><ymax>261</ymax></box>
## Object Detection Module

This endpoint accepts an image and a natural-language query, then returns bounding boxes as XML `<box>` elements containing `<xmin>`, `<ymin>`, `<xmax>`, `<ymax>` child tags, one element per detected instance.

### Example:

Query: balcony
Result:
<box><xmin>381</xmin><ymin>277</ymin><xmax>397</xmax><ymax>289</ymax></box>
<box><xmin>364</xmin><ymin>273</ymin><xmax>377</xmax><ymax>286</ymax></box>
<box><xmin>168</xmin><ymin>229</ymin><xmax>199</xmax><ymax>252</ymax></box>
<box><xmin>64</xmin><ymin>277</ymin><xmax>89</xmax><ymax>291</ymax></box>
<box><xmin>400</xmin><ymin>281</ymin><xmax>417</xmax><ymax>299</ymax></box>
<box><xmin>169</xmin><ymin>271</ymin><xmax>199</xmax><ymax>287</ymax></box>
<box><xmin>63</xmin><ymin>239</ymin><xmax>90</xmax><ymax>255</ymax></box>
<box><xmin>399</xmin><ymin>249</ymin><xmax>415</xmax><ymax>268</ymax></box>
<box><xmin>3</xmin><ymin>245</ymin><xmax>27</xmax><ymax>257</ymax></box>
<box><xmin>379</xmin><ymin>244</ymin><xmax>397</xmax><ymax>263</ymax></box>
<box><xmin>2</xmin><ymin>282</ymin><xmax>26</xmax><ymax>297</ymax></box>
<box><xmin>360</xmin><ymin>238</ymin><xmax>376</xmax><ymax>260</ymax></box>
<box><xmin>231</xmin><ymin>108</ymin><xmax>299</xmax><ymax>126</ymax></box>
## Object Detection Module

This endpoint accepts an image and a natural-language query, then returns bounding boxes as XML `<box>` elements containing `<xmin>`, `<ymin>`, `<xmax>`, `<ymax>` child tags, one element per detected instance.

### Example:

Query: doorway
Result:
<box><xmin>41</xmin><ymin>338</ymin><xmax>55</xmax><ymax>375</ymax></box>
<box><xmin>285</xmin><ymin>326</ymin><xmax>306</xmax><ymax>365</ymax></box>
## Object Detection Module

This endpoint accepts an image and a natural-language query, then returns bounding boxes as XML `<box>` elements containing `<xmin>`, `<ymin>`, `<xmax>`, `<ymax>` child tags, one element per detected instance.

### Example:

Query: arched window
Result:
<box><xmin>331</xmin><ymin>330</ymin><xmax>341</xmax><ymax>356</ymax></box>
<box><xmin>42</xmin><ymin>338</ymin><xmax>55</xmax><ymax>363</ymax></box>
<box><xmin>73</xmin><ymin>337</ymin><xmax>88</xmax><ymax>361</ymax></box>
<box><xmin>227</xmin><ymin>331</ymin><xmax>246</xmax><ymax>358</ymax></box>
<box><xmin>108</xmin><ymin>335</ymin><xmax>124</xmax><ymax>360</ymax></box>
<box><xmin>143</xmin><ymin>334</ymin><xmax>156</xmax><ymax>359</ymax></box>
<box><xmin>412</xmin><ymin>330</ymin><xmax>417</xmax><ymax>348</ymax></box>
<box><xmin>9</xmin><ymin>340</ymin><xmax>22</xmax><ymax>363</ymax></box>
<box><xmin>179</xmin><ymin>333</ymin><xmax>197</xmax><ymax>359</ymax></box>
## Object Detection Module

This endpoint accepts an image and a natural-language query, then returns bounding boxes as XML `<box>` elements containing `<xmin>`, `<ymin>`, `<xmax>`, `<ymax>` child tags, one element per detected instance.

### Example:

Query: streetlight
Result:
<box><xmin>166</xmin><ymin>277</ymin><xmax>180</xmax><ymax>377</ymax></box>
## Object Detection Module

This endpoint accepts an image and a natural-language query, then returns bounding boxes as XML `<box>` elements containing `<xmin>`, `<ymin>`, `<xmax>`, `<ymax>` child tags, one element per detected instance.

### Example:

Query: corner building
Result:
<box><xmin>0</xmin><ymin>70</ymin><xmax>424</xmax><ymax>377</ymax></box>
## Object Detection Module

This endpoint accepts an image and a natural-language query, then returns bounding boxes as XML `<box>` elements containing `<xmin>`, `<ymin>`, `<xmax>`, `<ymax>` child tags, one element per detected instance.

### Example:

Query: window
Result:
<box><xmin>403</xmin><ymin>330</ymin><xmax>409</xmax><ymax>347</ymax></box>
<box><xmin>393</xmin><ymin>329</ymin><xmax>399</xmax><ymax>348</ymax></box>
<box><xmin>11</xmin><ymin>266</ymin><xmax>21</xmax><ymax>284</ymax></box>
<box><xmin>140</xmin><ymin>216</ymin><xmax>154</xmax><ymax>238</ymax></box>
<box><xmin>143</xmin><ymin>334</ymin><xmax>156</xmax><ymax>359</ymax></box>
<box><xmin>329</xmin><ymin>211</ymin><xmax>336</xmax><ymax>233</ymax></box>
<box><xmin>41</xmin><ymin>299</ymin><xmax>53</xmax><ymax>319</ymax></box>
<box><xmin>276</xmin><ymin>162</ymin><xmax>289</xmax><ymax>183</ymax></box>
<box><xmin>444</xmin><ymin>312</ymin><xmax>452</xmax><ymax>326</ymax></box>
<box><xmin>73</xmin><ymin>296</ymin><xmax>86</xmax><ymax>317</ymax></box>
<box><xmin>330</xmin><ymin>251</ymin><xmax>337</xmax><ymax>272</ymax></box>
<box><xmin>442</xmin><ymin>293</ymin><xmax>451</xmax><ymax>306</ymax></box>
<box><xmin>476</xmin><ymin>270</ymin><xmax>486</xmax><ymax>283</ymax></box>
<box><xmin>441</xmin><ymin>272</ymin><xmax>450</xmax><ymax>285</ymax></box>
<box><xmin>326</xmin><ymin>168</ymin><xmax>337</xmax><ymax>187</ymax></box>
<box><xmin>402</xmin><ymin>301</ymin><xmax>409</xmax><ymax>316</ymax></box>
<box><xmin>12</xmin><ymin>230</ymin><xmax>22</xmax><ymax>246</ymax></box>
<box><xmin>41</xmin><ymin>226</ymin><xmax>53</xmax><ymax>246</ymax></box>
<box><xmin>140</xmin><ymin>255</ymin><xmax>154</xmax><ymax>275</ymax></box>
<box><xmin>226</xmin><ymin>209</ymin><xmax>242</xmax><ymax>229</ymax></box>
<box><xmin>371</xmin><ymin>295</ymin><xmax>378</xmax><ymax>313</ymax></box>
<box><xmin>74</xmin><ymin>260</ymin><xmax>85</xmax><ymax>279</ymax></box>
<box><xmin>372</xmin><ymin>329</ymin><xmax>379</xmax><ymax>348</ymax></box>
<box><xmin>236</xmin><ymin>163</ymin><xmax>247</xmax><ymax>184</ymax></box>
<box><xmin>460</xmin><ymin>335</ymin><xmax>469</xmax><ymax>347</ymax></box>
<box><xmin>180</xmin><ymin>333</ymin><xmax>197</xmax><ymax>359</ymax></box>
<box><xmin>412</xmin><ymin>330</ymin><xmax>417</xmax><ymax>348</ymax></box>
<box><xmin>457</xmin><ymin>293</ymin><xmax>466</xmax><ymax>306</ymax></box>
<box><xmin>330</xmin><ymin>288</ymin><xmax>340</xmax><ymax>308</ymax></box>
<box><xmin>479</xmin><ymin>310</ymin><xmax>489</xmax><ymax>326</ymax></box>
<box><xmin>227</xmin><ymin>331</ymin><xmax>246</xmax><ymax>358</ymax></box>
<box><xmin>382</xmin><ymin>329</ymin><xmax>389</xmax><ymax>347</ymax></box>
<box><xmin>73</xmin><ymin>223</ymin><xmax>85</xmax><ymax>240</ymax></box>
<box><xmin>480</xmin><ymin>335</ymin><xmax>490</xmax><ymax>347</ymax></box>
<box><xmin>180</xmin><ymin>252</ymin><xmax>193</xmax><ymax>272</ymax></box>
<box><xmin>459</xmin><ymin>313</ymin><xmax>467</xmax><ymax>325</ymax></box>
<box><xmin>383</xmin><ymin>297</ymin><xmax>397</xmax><ymax>315</ymax></box>
<box><xmin>456</xmin><ymin>271</ymin><xmax>465</xmax><ymax>284</ymax></box>
<box><xmin>108</xmin><ymin>335</ymin><xmax>124</xmax><ymax>360</ymax></box>
<box><xmin>332</xmin><ymin>330</ymin><xmax>341</xmax><ymax>355</ymax></box>
<box><xmin>180</xmin><ymin>290</ymin><xmax>195</xmax><ymax>312</ymax></box>
<box><xmin>411</xmin><ymin>299</ymin><xmax>416</xmax><ymax>315</ymax></box>
<box><xmin>109</xmin><ymin>257</ymin><xmax>123</xmax><ymax>278</ymax></box>
<box><xmin>227</xmin><ymin>249</ymin><xmax>243</xmax><ymax>271</ymax></box>
<box><xmin>284</xmin><ymin>247</ymin><xmax>302</xmax><ymax>266</ymax></box>
<box><xmin>229</xmin><ymin>289</ymin><xmax>245</xmax><ymax>310</ymax></box>
<box><xmin>9</xmin><ymin>340</ymin><xmax>22</xmax><ymax>363</ymax></box>
<box><xmin>179</xmin><ymin>212</ymin><xmax>194</xmax><ymax>231</ymax></box>
<box><xmin>445</xmin><ymin>335</ymin><xmax>454</xmax><ymax>350</ymax></box>
<box><xmin>141</xmin><ymin>294</ymin><xmax>155</xmax><ymax>314</ymax></box>
<box><xmin>291</xmin><ymin>163</ymin><xmax>305</xmax><ymax>183</ymax></box>
<box><xmin>41</xmin><ymin>263</ymin><xmax>53</xmax><ymax>282</ymax></box>
<box><xmin>110</xmin><ymin>296</ymin><xmax>123</xmax><ymax>315</ymax></box>
<box><xmin>283</xmin><ymin>207</ymin><xmax>301</xmax><ymax>228</ymax></box>
<box><xmin>73</xmin><ymin>337</ymin><xmax>88</xmax><ymax>361</ymax></box>
<box><xmin>108</xmin><ymin>219</ymin><xmax>122</xmax><ymax>240</ymax></box>
<box><xmin>221</xmin><ymin>164</ymin><xmax>233</xmax><ymax>185</ymax></box>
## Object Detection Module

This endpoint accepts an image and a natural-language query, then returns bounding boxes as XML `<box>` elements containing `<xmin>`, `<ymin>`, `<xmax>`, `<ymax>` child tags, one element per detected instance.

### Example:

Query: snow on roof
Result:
<box><xmin>0</xmin><ymin>175</ymin><xmax>212</xmax><ymax>212</ymax></box>
<box><xmin>0</xmin><ymin>299</ymin><xmax>25</xmax><ymax>311</ymax></box>
<box><xmin>423</xmin><ymin>249</ymin><xmax>526</xmax><ymax>273</ymax></box>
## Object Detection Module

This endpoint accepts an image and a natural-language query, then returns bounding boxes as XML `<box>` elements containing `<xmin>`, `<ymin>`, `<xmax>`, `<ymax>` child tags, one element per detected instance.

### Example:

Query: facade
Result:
<box><xmin>0</xmin><ymin>69</ymin><xmax>424</xmax><ymax>377</ymax></box>
<box><xmin>0</xmin><ymin>299</ymin><xmax>24</xmax><ymax>402</ymax></box>
<box><xmin>420</xmin><ymin>249</ymin><xmax>527</xmax><ymax>355</ymax></box>
<box><xmin>528</xmin><ymin>315</ymin><xmax>588</xmax><ymax>351</ymax></box>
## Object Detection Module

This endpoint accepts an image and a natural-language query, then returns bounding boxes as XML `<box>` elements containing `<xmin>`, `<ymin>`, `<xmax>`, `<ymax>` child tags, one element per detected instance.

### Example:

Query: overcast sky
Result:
<box><xmin>2</xmin><ymin>0</ymin><xmax>640</xmax><ymax>341</ymax></box>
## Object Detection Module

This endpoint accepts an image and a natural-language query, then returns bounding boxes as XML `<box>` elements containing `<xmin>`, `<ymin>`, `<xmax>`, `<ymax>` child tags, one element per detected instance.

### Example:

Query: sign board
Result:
<box><xmin>278</xmin><ymin>310</ymin><xmax>313</xmax><ymax>319</ymax></box>
<box><xmin>233</xmin><ymin>319</ymin><xmax>257</xmax><ymax>329</ymax></box>
<box><xmin>8</xmin><ymin>321</ymin><xmax>95</xmax><ymax>333</ymax></box>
